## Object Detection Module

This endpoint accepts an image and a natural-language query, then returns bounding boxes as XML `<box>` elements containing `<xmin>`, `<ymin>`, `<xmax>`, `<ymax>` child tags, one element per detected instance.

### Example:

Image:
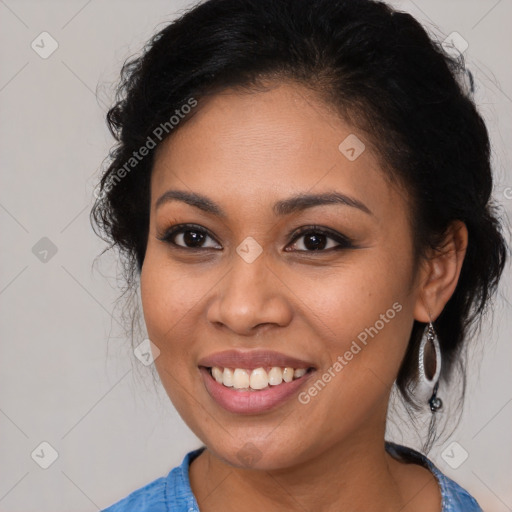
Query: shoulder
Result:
<box><xmin>101</xmin><ymin>447</ymin><xmax>205</xmax><ymax>512</ymax></box>
<box><xmin>434</xmin><ymin>468</ymin><xmax>483</xmax><ymax>512</ymax></box>
<box><xmin>101</xmin><ymin>475</ymin><xmax>167</xmax><ymax>512</ymax></box>
<box><xmin>385</xmin><ymin>441</ymin><xmax>483</xmax><ymax>512</ymax></box>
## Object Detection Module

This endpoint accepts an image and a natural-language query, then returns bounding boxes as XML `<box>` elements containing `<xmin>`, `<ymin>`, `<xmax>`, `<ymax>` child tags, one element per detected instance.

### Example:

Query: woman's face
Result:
<box><xmin>140</xmin><ymin>81</ymin><xmax>424</xmax><ymax>469</ymax></box>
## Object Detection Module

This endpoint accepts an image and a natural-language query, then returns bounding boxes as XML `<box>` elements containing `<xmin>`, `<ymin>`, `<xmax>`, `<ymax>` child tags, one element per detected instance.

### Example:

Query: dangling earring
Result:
<box><xmin>417</xmin><ymin>321</ymin><xmax>443</xmax><ymax>412</ymax></box>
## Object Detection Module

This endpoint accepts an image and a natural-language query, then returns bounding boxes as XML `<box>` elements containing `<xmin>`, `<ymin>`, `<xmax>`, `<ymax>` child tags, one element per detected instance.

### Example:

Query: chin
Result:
<box><xmin>202</xmin><ymin>435</ymin><xmax>311</xmax><ymax>471</ymax></box>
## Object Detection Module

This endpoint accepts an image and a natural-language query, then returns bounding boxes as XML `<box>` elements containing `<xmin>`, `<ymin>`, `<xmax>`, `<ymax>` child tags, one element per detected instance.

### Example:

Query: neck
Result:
<box><xmin>189</xmin><ymin>426</ymin><xmax>419</xmax><ymax>512</ymax></box>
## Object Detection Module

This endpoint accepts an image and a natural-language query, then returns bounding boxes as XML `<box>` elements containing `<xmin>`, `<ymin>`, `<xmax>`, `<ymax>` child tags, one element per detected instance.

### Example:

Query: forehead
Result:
<box><xmin>150</xmin><ymin>82</ymin><xmax>401</xmax><ymax>221</ymax></box>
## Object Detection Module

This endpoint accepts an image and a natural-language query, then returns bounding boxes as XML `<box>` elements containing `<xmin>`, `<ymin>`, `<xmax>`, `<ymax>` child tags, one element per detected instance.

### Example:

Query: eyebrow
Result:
<box><xmin>155</xmin><ymin>189</ymin><xmax>373</xmax><ymax>217</ymax></box>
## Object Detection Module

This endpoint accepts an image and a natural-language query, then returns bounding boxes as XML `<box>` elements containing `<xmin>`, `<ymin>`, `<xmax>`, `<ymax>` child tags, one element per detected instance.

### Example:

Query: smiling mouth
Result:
<box><xmin>204</xmin><ymin>365</ymin><xmax>315</xmax><ymax>391</ymax></box>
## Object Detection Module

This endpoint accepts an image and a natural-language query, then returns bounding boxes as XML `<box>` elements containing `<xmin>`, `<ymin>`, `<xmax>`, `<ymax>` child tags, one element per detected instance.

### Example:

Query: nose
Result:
<box><xmin>206</xmin><ymin>251</ymin><xmax>293</xmax><ymax>336</ymax></box>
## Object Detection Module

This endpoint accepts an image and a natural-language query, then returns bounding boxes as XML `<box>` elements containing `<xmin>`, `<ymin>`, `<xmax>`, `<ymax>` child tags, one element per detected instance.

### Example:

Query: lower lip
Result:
<box><xmin>199</xmin><ymin>367</ymin><xmax>315</xmax><ymax>415</ymax></box>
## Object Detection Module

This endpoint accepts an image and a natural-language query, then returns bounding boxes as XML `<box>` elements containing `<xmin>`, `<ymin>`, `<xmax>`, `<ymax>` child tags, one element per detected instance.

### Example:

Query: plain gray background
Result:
<box><xmin>1</xmin><ymin>1</ymin><xmax>511</xmax><ymax>510</ymax></box>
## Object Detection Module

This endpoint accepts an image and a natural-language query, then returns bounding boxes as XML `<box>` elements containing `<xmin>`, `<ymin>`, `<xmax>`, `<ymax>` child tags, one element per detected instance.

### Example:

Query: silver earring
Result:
<box><xmin>417</xmin><ymin>321</ymin><xmax>443</xmax><ymax>412</ymax></box>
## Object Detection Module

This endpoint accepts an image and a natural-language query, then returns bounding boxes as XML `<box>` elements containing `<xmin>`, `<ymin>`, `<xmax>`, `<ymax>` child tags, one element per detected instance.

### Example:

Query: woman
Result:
<box><xmin>92</xmin><ymin>0</ymin><xmax>508</xmax><ymax>510</ymax></box>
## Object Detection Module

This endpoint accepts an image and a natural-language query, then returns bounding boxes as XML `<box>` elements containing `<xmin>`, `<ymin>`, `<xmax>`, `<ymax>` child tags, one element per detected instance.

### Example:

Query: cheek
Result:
<box><xmin>294</xmin><ymin>255</ymin><xmax>413</xmax><ymax>382</ymax></box>
<box><xmin>140</xmin><ymin>251</ymin><xmax>194</xmax><ymax>362</ymax></box>
<box><xmin>139</xmin><ymin>252</ymin><xmax>204</xmax><ymax>415</ymax></box>
<box><xmin>139</xmin><ymin>247</ymin><xmax>224</xmax><ymax>372</ymax></box>
<box><xmin>294</xmin><ymin>256</ymin><xmax>404</xmax><ymax>329</ymax></box>
<box><xmin>140</xmin><ymin>249</ymin><xmax>200</xmax><ymax>337</ymax></box>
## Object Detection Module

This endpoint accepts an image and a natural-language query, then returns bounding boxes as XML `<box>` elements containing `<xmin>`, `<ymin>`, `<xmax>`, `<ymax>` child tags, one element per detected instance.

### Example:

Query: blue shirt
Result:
<box><xmin>101</xmin><ymin>441</ymin><xmax>483</xmax><ymax>511</ymax></box>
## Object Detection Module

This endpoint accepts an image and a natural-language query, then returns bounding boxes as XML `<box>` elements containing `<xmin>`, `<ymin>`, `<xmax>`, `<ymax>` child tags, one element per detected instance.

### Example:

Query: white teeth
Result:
<box><xmin>233</xmin><ymin>369</ymin><xmax>250</xmax><ymax>389</ymax></box>
<box><xmin>223</xmin><ymin>368</ymin><xmax>234</xmax><ymax>387</ymax></box>
<box><xmin>212</xmin><ymin>366</ymin><xmax>223</xmax><ymax>383</ymax></box>
<box><xmin>268</xmin><ymin>367</ymin><xmax>283</xmax><ymax>386</ymax></box>
<box><xmin>249</xmin><ymin>367</ymin><xmax>268</xmax><ymax>390</ymax></box>
<box><xmin>210</xmin><ymin>365</ymin><xmax>310</xmax><ymax>390</ymax></box>
<box><xmin>294</xmin><ymin>368</ymin><xmax>307</xmax><ymax>378</ymax></box>
<box><xmin>282</xmin><ymin>367</ymin><xmax>294</xmax><ymax>383</ymax></box>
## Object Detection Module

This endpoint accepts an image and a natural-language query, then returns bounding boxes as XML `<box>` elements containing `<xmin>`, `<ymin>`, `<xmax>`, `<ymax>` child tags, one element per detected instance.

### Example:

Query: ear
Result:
<box><xmin>413</xmin><ymin>220</ymin><xmax>468</xmax><ymax>322</ymax></box>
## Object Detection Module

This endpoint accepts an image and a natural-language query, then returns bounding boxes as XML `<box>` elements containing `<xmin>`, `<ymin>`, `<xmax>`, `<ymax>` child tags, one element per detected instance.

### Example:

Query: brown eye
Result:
<box><xmin>286</xmin><ymin>226</ymin><xmax>354</xmax><ymax>252</ymax></box>
<box><xmin>158</xmin><ymin>224</ymin><xmax>221</xmax><ymax>250</ymax></box>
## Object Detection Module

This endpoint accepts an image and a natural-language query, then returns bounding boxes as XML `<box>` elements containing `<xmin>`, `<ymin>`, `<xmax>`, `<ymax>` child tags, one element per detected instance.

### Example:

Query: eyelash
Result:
<box><xmin>157</xmin><ymin>223</ymin><xmax>355</xmax><ymax>253</ymax></box>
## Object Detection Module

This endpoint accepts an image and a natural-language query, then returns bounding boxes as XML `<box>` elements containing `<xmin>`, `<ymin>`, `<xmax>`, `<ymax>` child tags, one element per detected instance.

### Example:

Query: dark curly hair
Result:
<box><xmin>90</xmin><ymin>0</ymin><xmax>509</xmax><ymax>450</ymax></box>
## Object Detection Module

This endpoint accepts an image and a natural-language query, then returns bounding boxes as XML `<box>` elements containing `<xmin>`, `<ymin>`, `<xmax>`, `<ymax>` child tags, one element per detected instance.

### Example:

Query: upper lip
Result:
<box><xmin>198</xmin><ymin>349</ymin><xmax>316</xmax><ymax>370</ymax></box>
